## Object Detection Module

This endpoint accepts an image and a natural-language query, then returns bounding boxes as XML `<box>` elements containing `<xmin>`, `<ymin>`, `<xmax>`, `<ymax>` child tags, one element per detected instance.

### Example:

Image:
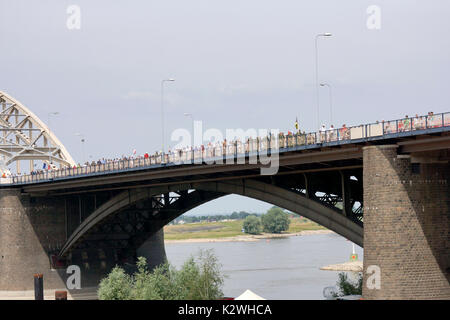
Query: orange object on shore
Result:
<box><xmin>55</xmin><ymin>291</ymin><xmax>67</xmax><ymax>300</ymax></box>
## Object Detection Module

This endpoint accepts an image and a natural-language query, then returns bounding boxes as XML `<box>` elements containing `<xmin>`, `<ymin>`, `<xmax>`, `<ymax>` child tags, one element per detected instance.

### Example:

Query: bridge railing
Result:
<box><xmin>9</xmin><ymin>111</ymin><xmax>449</xmax><ymax>185</ymax></box>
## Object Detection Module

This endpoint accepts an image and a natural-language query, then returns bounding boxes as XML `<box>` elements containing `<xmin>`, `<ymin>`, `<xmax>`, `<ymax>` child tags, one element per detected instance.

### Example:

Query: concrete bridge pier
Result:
<box><xmin>0</xmin><ymin>189</ymin><xmax>67</xmax><ymax>290</ymax></box>
<box><xmin>0</xmin><ymin>189</ymin><xmax>167</xmax><ymax>293</ymax></box>
<box><xmin>362</xmin><ymin>145</ymin><xmax>450</xmax><ymax>299</ymax></box>
<box><xmin>137</xmin><ymin>229</ymin><xmax>167</xmax><ymax>269</ymax></box>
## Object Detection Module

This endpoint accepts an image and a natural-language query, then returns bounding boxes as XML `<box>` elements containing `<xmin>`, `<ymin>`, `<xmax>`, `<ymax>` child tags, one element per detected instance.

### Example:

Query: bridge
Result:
<box><xmin>0</xmin><ymin>91</ymin><xmax>449</xmax><ymax>299</ymax></box>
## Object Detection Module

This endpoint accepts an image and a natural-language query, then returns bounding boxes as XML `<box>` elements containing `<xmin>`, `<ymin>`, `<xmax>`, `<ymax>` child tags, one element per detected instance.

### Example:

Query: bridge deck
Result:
<box><xmin>3</xmin><ymin>112</ymin><xmax>449</xmax><ymax>188</ymax></box>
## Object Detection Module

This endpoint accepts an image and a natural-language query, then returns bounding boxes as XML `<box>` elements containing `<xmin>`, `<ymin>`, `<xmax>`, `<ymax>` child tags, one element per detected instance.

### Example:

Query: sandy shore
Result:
<box><xmin>164</xmin><ymin>229</ymin><xmax>334</xmax><ymax>244</ymax></box>
<box><xmin>0</xmin><ymin>287</ymin><xmax>98</xmax><ymax>300</ymax></box>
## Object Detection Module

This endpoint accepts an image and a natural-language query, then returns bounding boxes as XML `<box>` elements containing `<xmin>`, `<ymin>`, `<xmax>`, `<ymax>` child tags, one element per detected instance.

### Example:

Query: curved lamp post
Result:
<box><xmin>161</xmin><ymin>79</ymin><xmax>175</xmax><ymax>155</ymax></box>
<box><xmin>315</xmin><ymin>33</ymin><xmax>332</xmax><ymax>129</ymax></box>
<box><xmin>75</xmin><ymin>133</ymin><xmax>86</xmax><ymax>164</ymax></box>
<box><xmin>320</xmin><ymin>83</ymin><xmax>333</xmax><ymax>126</ymax></box>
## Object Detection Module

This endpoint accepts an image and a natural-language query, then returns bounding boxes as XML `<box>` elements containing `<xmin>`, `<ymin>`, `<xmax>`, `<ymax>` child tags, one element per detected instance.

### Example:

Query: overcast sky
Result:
<box><xmin>1</xmin><ymin>1</ymin><xmax>449</xmax><ymax>214</ymax></box>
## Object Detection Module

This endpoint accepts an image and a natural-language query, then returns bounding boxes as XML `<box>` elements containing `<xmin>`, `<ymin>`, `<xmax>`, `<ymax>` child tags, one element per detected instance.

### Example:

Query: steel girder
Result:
<box><xmin>59</xmin><ymin>176</ymin><xmax>364</xmax><ymax>259</ymax></box>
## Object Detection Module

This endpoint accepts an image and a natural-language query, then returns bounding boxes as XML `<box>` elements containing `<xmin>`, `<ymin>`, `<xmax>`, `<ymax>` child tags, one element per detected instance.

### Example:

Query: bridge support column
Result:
<box><xmin>362</xmin><ymin>145</ymin><xmax>450</xmax><ymax>299</ymax></box>
<box><xmin>0</xmin><ymin>189</ymin><xmax>67</xmax><ymax>290</ymax></box>
<box><xmin>136</xmin><ymin>229</ymin><xmax>167</xmax><ymax>269</ymax></box>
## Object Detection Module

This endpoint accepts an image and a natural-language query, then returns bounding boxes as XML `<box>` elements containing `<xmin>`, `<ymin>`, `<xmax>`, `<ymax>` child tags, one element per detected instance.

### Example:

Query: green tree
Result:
<box><xmin>190</xmin><ymin>249</ymin><xmax>224</xmax><ymax>299</ymax></box>
<box><xmin>261</xmin><ymin>206</ymin><xmax>290</xmax><ymax>233</ymax></box>
<box><xmin>332</xmin><ymin>272</ymin><xmax>363</xmax><ymax>297</ymax></box>
<box><xmin>132</xmin><ymin>258</ymin><xmax>180</xmax><ymax>300</ymax></box>
<box><xmin>97</xmin><ymin>266</ymin><xmax>133</xmax><ymax>300</ymax></box>
<box><xmin>243</xmin><ymin>215</ymin><xmax>262</xmax><ymax>234</ymax></box>
<box><xmin>97</xmin><ymin>249</ymin><xmax>225</xmax><ymax>300</ymax></box>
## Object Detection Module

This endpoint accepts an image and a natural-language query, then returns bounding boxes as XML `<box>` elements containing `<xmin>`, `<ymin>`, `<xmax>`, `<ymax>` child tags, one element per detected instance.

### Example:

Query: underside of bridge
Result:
<box><xmin>0</xmin><ymin>168</ymin><xmax>364</xmax><ymax>291</ymax></box>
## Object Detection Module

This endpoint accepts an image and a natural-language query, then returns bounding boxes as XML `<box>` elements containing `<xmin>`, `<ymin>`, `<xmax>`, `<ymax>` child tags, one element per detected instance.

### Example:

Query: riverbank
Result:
<box><xmin>164</xmin><ymin>229</ymin><xmax>334</xmax><ymax>244</ymax></box>
<box><xmin>163</xmin><ymin>216</ymin><xmax>327</xmax><ymax>242</ymax></box>
<box><xmin>0</xmin><ymin>287</ymin><xmax>98</xmax><ymax>300</ymax></box>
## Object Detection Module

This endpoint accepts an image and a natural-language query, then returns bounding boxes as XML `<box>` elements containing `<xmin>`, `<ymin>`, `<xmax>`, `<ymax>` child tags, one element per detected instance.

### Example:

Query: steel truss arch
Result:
<box><xmin>0</xmin><ymin>91</ymin><xmax>76</xmax><ymax>173</ymax></box>
<box><xmin>59</xmin><ymin>179</ymin><xmax>364</xmax><ymax>258</ymax></box>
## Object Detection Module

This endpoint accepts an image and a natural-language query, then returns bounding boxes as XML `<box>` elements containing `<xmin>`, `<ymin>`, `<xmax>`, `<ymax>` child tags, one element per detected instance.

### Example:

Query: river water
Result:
<box><xmin>165</xmin><ymin>232</ymin><xmax>363</xmax><ymax>300</ymax></box>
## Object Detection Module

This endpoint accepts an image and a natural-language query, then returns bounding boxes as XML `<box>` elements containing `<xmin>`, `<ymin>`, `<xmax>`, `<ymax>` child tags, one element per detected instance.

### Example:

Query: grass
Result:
<box><xmin>164</xmin><ymin>220</ymin><xmax>244</xmax><ymax>240</ymax></box>
<box><xmin>288</xmin><ymin>217</ymin><xmax>327</xmax><ymax>233</ymax></box>
<box><xmin>164</xmin><ymin>216</ymin><xmax>326</xmax><ymax>241</ymax></box>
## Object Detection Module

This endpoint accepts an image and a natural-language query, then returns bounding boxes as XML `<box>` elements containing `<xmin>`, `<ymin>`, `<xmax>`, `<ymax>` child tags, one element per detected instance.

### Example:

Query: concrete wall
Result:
<box><xmin>363</xmin><ymin>145</ymin><xmax>450</xmax><ymax>299</ymax></box>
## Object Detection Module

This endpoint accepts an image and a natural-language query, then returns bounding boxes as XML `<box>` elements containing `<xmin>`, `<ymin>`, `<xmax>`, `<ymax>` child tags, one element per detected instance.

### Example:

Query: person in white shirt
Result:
<box><xmin>320</xmin><ymin>124</ymin><xmax>326</xmax><ymax>142</ymax></box>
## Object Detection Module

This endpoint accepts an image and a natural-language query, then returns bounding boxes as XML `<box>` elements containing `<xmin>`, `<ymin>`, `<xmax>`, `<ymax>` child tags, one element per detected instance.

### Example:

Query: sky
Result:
<box><xmin>0</xmin><ymin>1</ymin><xmax>449</xmax><ymax>214</ymax></box>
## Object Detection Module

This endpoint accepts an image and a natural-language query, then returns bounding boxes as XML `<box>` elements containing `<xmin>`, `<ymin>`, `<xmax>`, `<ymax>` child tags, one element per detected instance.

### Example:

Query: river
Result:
<box><xmin>165</xmin><ymin>232</ymin><xmax>364</xmax><ymax>300</ymax></box>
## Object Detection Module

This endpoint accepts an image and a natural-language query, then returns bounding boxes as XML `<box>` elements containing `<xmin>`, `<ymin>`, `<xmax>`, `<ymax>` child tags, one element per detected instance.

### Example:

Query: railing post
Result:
<box><xmin>34</xmin><ymin>273</ymin><xmax>44</xmax><ymax>300</ymax></box>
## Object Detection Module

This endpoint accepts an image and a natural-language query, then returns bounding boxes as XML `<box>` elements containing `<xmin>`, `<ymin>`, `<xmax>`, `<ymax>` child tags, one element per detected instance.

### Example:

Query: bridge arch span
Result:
<box><xmin>59</xmin><ymin>179</ymin><xmax>363</xmax><ymax>258</ymax></box>
<box><xmin>192</xmin><ymin>179</ymin><xmax>363</xmax><ymax>246</ymax></box>
<box><xmin>0</xmin><ymin>91</ymin><xmax>76</xmax><ymax>173</ymax></box>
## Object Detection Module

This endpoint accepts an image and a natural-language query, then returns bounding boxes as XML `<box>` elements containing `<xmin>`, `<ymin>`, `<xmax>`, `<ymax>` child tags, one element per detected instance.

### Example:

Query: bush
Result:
<box><xmin>98</xmin><ymin>249</ymin><xmax>225</xmax><ymax>300</ymax></box>
<box><xmin>332</xmin><ymin>272</ymin><xmax>363</xmax><ymax>297</ymax></box>
<box><xmin>261</xmin><ymin>206</ymin><xmax>290</xmax><ymax>233</ymax></box>
<box><xmin>97</xmin><ymin>266</ymin><xmax>133</xmax><ymax>300</ymax></box>
<box><xmin>188</xmin><ymin>249</ymin><xmax>225</xmax><ymax>299</ymax></box>
<box><xmin>243</xmin><ymin>215</ymin><xmax>262</xmax><ymax>234</ymax></box>
<box><xmin>132</xmin><ymin>258</ymin><xmax>180</xmax><ymax>300</ymax></box>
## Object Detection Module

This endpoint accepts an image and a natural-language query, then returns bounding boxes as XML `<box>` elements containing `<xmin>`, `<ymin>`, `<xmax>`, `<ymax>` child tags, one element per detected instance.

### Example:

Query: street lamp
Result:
<box><xmin>47</xmin><ymin>112</ymin><xmax>59</xmax><ymax>168</ymax></box>
<box><xmin>161</xmin><ymin>79</ymin><xmax>175</xmax><ymax>155</ymax></box>
<box><xmin>320</xmin><ymin>83</ymin><xmax>333</xmax><ymax>126</ymax></box>
<box><xmin>75</xmin><ymin>133</ymin><xmax>86</xmax><ymax>164</ymax></box>
<box><xmin>315</xmin><ymin>33</ymin><xmax>332</xmax><ymax>130</ymax></box>
<box><xmin>9</xmin><ymin>138</ymin><xmax>13</xmax><ymax>167</ymax></box>
<box><xmin>184</xmin><ymin>113</ymin><xmax>194</xmax><ymax>147</ymax></box>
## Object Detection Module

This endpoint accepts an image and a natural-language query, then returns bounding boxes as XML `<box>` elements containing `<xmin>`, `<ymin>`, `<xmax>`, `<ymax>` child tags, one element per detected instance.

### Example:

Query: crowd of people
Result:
<box><xmin>5</xmin><ymin>111</ymin><xmax>449</xmax><ymax>183</ymax></box>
